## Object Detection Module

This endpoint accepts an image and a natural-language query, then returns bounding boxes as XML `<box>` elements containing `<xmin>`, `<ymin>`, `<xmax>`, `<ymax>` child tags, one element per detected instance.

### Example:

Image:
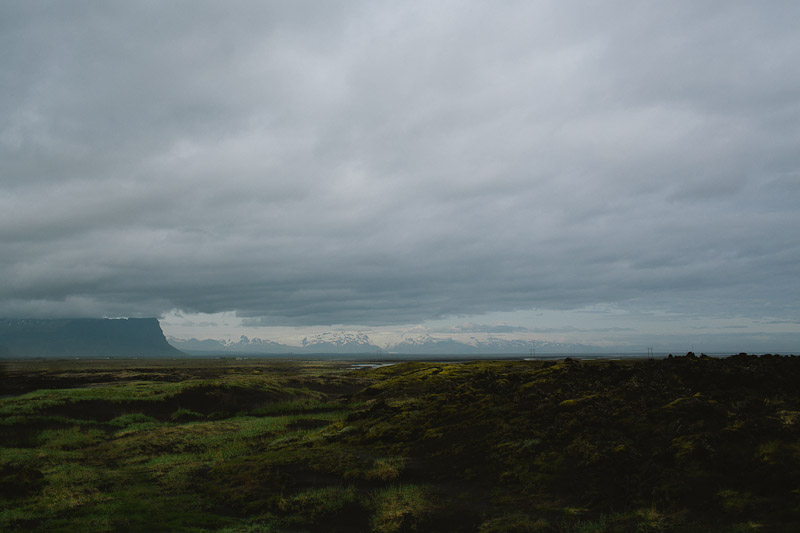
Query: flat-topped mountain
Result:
<box><xmin>0</xmin><ymin>318</ymin><xmax>183</xmax><ymax>358</ymax></box>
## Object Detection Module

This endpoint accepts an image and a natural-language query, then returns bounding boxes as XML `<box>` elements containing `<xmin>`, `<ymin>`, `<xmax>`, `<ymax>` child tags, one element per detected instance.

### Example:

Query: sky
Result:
<box><xmin>2</xmin><ymin>1</ymin><xmax>799</xmax><ymax>353</ymax></box>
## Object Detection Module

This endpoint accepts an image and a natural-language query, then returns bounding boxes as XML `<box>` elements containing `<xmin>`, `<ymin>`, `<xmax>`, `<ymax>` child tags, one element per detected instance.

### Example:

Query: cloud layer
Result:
<box><xmin>2</xmin><ymin>1</ymin><xmax>799</xmax><ymax>332</ymax></box>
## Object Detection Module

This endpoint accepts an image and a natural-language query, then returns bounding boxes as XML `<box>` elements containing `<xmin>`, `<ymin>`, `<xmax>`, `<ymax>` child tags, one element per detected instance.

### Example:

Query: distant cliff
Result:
<box><xmin>0</xmin><ymin>318</ymin><xmax>184</xmax><ymax>358</ymax></box>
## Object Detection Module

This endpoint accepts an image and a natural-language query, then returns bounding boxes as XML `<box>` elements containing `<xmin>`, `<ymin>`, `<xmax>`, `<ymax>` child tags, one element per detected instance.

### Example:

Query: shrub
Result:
<box><xmin>169</xmin><ymin>409</ymin><xmax>204</xmax><ymax>422</ymax></box>
<box><xmin>371</xmin><ymin>484</ymin><xmax>434</xmax><ymax>533</ymax></box>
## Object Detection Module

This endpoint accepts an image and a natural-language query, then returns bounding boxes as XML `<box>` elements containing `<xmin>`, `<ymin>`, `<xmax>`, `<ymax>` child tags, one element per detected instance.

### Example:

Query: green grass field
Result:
<box><xmin>2</xmin><ymin>355</ymin><xmax>799</xmax><ymax>531</ymax></box>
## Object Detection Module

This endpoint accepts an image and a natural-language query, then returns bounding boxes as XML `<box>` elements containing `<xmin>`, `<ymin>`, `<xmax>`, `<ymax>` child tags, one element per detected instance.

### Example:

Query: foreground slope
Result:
<box><xmin>1</xmin><ymin>354</ymin><xmax>799</xmax><ymax>531</ymax></box>
<box><xmin>348</xmin><ymin>354</ymin><xmax>800</xmax><ymax>529</ymax></box>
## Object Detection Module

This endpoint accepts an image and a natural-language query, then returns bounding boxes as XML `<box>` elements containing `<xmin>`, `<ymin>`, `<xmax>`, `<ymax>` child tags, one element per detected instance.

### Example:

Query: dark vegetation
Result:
<box><xmin>1</xmin><ymin>354</ymin><xmax>799</xmax><ymax>531</ymax></box>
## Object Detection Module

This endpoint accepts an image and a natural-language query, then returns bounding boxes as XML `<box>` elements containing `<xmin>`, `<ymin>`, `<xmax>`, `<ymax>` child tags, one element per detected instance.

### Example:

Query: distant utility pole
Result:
<box><xmin>529</xmin><ymin>348</ymin><xmax>535</xmax><ymax>360</ymax></box>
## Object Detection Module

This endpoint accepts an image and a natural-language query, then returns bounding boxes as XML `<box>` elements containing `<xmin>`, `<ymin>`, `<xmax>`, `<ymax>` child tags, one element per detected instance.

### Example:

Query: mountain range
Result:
<box><xmin>168</xmin><ymin>331</ymin><xmax>597</xmax><ymax>355</ymax></box>
<box><xmin>0</xmin><ymin>318</ymin><xmax>599</xmax><ymax>358</ymax></box>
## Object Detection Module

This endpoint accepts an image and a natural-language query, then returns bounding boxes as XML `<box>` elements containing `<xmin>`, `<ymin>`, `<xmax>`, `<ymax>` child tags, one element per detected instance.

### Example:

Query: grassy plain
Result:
<box><xmin>1</xmin><ymin>355</ymin><xmax>799</xmax><ymax>531</ymax></box>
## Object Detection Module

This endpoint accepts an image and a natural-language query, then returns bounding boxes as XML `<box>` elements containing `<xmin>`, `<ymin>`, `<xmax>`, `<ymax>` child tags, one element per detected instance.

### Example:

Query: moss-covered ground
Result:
<box><xmin>1</xmin><ymin>354</ymin><xmax>799</xmax><ymax>531</ymax></box>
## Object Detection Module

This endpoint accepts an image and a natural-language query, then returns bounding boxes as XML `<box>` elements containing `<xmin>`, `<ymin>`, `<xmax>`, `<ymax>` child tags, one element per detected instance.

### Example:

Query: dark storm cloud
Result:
<box><xmin>1</xmin><ymin>1</ymin><xmax>799</xmax><ymax>326</ymax></box>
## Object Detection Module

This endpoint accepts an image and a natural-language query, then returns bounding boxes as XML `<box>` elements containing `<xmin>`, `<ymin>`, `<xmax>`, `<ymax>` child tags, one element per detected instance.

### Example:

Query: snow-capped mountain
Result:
<box><xmin>168</xmin><ymin>335</ymin><xmax>295</xmax><ymax>354</ymax></box>
<box><xmin>388</xmin><ymin>335</ymin><xmax>481</xmax><ymax>354</ymax></box>
<box><xmin>300</xmin><ymin>332</ymin><xmax>382</xmax><ymax>354</ymax></box>
<box><xmin>170</xmin><ymin>332</ymin><xmax>381</xmax><ymax>354</ymax></box>
<box><xmin>169</xmin><ymin>332</ymin><xmax>599</xmax><ymax>356</ymax></box>
<box><xmin>471</xmin><ymin>336</ymin><xmax>596</xmax><ymax>354</ymax></box>
<box><xmin>385</xmin><ymin>335</ymin><xmax>596</xmax><ymax>355</ymax></box>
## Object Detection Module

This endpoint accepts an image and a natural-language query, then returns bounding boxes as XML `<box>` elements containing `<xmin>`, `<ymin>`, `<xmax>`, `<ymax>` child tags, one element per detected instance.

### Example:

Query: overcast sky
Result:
<box><xmin>2</xmin><ymin>1</ymin><xmax>799</xmax><ymax>352</ymax></box>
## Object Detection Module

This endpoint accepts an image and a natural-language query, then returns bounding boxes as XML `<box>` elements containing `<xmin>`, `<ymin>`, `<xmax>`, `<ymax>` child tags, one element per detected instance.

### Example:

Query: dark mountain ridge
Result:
<box><xmin>0</xmin><ymin>318</ymin><xmax>183</xmax><ymax>358</ymax></box>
